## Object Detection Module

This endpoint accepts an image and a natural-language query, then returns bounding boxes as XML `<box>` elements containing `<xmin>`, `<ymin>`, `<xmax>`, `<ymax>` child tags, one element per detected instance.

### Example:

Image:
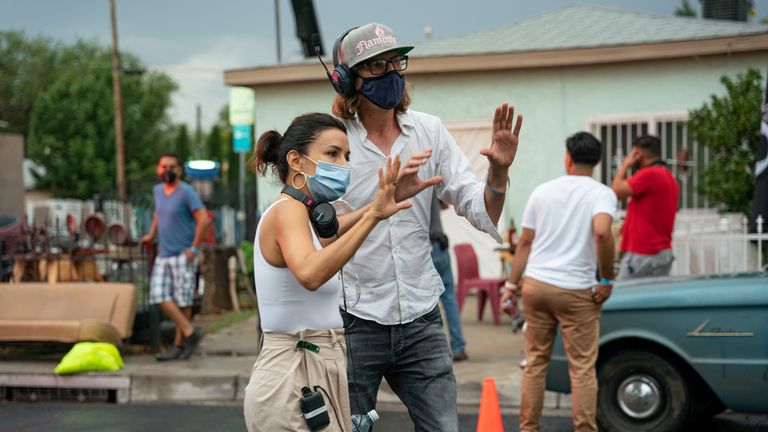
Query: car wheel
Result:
<box><xmin>597</xmin><ymin>350</ymin><xmax>690</xmax><ymax>432</ymax></box>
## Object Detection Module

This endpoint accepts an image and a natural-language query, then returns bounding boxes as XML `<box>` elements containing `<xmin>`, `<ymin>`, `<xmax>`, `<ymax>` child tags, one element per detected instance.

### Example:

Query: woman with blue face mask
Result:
<box><xmin>243</xmin><ymin>112</ymin><xmax>411</xmax><ymax>432</ymax></box>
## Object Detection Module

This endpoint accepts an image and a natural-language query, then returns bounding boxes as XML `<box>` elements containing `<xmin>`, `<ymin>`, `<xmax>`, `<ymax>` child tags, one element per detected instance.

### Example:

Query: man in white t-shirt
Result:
<box><xmin>501</xmin><ymin>132</ymin><xmax>616</xmax><ymax>432</ymax></box>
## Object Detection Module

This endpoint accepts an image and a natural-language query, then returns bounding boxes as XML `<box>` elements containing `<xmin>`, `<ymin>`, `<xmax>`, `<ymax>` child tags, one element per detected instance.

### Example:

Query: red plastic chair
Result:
<box><xmin>453</xmin><ymin>243</ymin><xmax>504</xmax><ymax>325</ymax></box>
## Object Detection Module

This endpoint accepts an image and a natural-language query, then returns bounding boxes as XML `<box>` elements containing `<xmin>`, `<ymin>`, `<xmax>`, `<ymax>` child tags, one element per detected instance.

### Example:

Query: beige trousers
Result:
<box><xmin>243</xmin><ymin>329</ymin><xmax>351</xmax><ymax>432</ymax></box>
<box><xmin>520</xmin><ymin>278</ymin><xmax>601</xmax><ymax>432</ymax></box>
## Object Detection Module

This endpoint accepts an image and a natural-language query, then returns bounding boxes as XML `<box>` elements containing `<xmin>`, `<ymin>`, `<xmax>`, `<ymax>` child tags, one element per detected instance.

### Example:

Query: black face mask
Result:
<box><xmin>160</xmin><ymin>171</ymin><xmax>177</xmax><ymax>184</ymax></box>
<box><xmin>359</xmin><ymin>71</ymin><xmax>405</xmax><ymax>110</ymax></box>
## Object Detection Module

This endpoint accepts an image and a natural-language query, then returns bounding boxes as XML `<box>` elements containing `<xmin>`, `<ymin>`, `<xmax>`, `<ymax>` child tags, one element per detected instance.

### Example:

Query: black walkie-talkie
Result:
<box><xmin>300</xmin><ymin>386</ymin><xmax>330</xmax><ymax>431</ymax></box>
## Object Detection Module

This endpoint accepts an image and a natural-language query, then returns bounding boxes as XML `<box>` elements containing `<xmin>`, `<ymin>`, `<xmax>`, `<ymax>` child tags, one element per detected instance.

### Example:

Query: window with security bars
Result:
<box><xmin>589</xmin><ymin>114</ymin><xmax>710</xmax><ymax>210</ymax></box>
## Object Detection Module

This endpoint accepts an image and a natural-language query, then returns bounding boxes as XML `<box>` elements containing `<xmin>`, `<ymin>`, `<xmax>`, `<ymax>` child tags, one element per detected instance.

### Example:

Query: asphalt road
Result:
<box><xmin>0</xmin><ymin>403</ymin><xmax>766</xmax><ymax>431</ymax></box>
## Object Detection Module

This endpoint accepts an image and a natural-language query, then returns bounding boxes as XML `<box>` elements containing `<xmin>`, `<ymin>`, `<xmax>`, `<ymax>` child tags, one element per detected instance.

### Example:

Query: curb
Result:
<box><xmin>0</xmin><ymin>365</ymin><xmax>571</xmax><ymax>410</ymax></box>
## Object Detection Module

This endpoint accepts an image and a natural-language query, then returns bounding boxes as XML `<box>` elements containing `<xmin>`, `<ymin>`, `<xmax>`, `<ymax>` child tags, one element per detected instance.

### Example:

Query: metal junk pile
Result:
<box><xmin>0</xmin><ymin>202</ymin><xmax>144</xmax><ymax>285</ymax></box>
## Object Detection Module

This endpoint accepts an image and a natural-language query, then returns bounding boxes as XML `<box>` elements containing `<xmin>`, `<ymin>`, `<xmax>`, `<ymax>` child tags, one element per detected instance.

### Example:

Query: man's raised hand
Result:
<box><xmin>394</xmin><ymin>149</ymin><xmax>444</xmax><ymax>202</ymax></box>
<box><xmin>480</xmin><ymin>103</ymin><xmax>523</xmax><ymax>170</ymax></box>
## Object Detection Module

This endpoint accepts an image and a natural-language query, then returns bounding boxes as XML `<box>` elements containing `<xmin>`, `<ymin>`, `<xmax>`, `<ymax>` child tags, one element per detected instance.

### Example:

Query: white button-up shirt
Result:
<box><xmin>339</xmin><ymin>109</ymin><xmax>503</xmax><ymax>325</ymax></box>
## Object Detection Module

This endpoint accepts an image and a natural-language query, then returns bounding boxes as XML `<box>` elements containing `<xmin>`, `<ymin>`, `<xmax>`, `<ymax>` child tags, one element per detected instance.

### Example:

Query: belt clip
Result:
<box><xmin>296</xmin><ymin>340</ymin><xmax>320</xmax><ymax>353</ymax></box>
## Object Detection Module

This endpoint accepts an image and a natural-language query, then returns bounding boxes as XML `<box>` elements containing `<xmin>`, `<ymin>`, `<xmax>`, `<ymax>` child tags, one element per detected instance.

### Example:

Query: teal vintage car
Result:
<box><xmin>545</xmin><ymin>272</ymin><xmax>768</xmax><ymax>432</ymax></box>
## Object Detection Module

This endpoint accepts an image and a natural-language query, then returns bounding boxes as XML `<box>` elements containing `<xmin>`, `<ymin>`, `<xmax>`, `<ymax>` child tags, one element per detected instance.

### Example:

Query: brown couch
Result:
<box><xmin>0</xmin><ymin>283</ymin><xmax>137</xmax><ymax>346</ymax></box>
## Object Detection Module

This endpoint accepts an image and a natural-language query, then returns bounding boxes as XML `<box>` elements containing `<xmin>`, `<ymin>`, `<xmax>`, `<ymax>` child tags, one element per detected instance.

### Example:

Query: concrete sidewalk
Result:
<box><xmin>0</xmin><ymin>294</ymin><xmax>571</xmax><ymax>410</ymax></box>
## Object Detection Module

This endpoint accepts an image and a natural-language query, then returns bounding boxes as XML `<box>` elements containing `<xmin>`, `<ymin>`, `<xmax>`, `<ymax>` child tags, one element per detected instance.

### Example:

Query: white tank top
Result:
<box><xmin>254</xmin><ymin>199</ymin><xmax>343</xmax><ymax>333</ymax></box>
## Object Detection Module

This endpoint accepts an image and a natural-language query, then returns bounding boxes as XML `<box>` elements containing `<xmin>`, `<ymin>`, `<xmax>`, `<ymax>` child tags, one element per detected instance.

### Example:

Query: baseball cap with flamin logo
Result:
<box><xmin>337</xmin><ymin>23</ymin><xmax>414</xmax><ymax>69</ymax></box>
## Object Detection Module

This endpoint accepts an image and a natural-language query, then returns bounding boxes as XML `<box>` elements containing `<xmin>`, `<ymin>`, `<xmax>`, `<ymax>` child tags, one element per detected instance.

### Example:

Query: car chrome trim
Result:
<box><xmin>687</xmin><ymin>319</ymin><xmax>754</xmax><ymax>337</ymax></box>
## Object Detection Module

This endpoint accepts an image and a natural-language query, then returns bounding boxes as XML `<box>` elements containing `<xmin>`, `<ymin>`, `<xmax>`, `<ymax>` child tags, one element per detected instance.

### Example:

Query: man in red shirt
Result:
<box><xmin>612</xmin><ymin>135</ymin><xmax>679</xmax><ymax>280</ymax></box>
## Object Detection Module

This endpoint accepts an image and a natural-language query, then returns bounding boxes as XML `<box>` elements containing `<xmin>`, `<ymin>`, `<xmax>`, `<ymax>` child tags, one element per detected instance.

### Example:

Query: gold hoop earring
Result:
<box><xmin>291</xmin><ymin>172</ymin><xmax>308</xmax><ymax>189</ymax></box>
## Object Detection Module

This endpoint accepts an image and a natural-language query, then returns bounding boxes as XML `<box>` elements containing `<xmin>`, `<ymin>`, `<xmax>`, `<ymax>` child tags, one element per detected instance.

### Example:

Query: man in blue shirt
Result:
<box><xmin>140</xmin><ymin>153</ymin><xmax>209</xmax><ymax>361</ymax></box>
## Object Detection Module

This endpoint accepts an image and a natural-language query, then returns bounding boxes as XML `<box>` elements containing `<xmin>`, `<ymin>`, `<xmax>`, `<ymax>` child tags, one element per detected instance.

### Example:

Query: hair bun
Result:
<box><xmin>260</xmin><ymin>130</ymin><xmax>283</xmax><ymax>164</ymax></box>
<box><xmin>249</xmin><ymin>129</ymin><xmax>283</xmax><ymax>175</ymax></box>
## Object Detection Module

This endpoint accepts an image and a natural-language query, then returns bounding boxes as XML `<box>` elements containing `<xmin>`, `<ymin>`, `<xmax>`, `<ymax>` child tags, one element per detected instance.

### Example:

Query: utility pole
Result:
<box><xmin>275</xmin><ymin>0</ymin><xmax>282</xmax><ymax>63</ymax></box>
<box><xmin>109</xmin><ymin>0</ymin><xmax>126</xmax><ymax>202</ymax></box>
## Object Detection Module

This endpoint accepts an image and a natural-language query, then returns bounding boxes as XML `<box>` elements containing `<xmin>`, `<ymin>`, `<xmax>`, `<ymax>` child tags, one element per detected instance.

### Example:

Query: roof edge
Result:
<box><xmin>224</xmin><ymin>34</ymin><xmax>768</xmax><ymax>87</ymax></box>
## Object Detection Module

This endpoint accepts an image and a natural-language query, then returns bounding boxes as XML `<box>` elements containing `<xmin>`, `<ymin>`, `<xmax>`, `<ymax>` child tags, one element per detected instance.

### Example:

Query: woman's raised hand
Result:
<box><xmin>370</xmin><ymin>155</ymin><xmax>412</xmax><ymax>220</ymax></box>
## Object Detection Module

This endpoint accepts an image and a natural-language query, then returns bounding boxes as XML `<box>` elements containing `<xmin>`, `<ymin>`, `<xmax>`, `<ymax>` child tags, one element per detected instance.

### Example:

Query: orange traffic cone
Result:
<box><xmin>476</xmin><ymin>377</ymin><xmax>504</xmax><ymax>432</ymax></box>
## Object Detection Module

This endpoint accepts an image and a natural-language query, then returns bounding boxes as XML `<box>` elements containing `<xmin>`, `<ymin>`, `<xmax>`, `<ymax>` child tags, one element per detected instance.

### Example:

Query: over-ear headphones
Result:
<box><xmin>282</xmin><ymin>186</ymin><xmax>339</xmax><ymax>238</ymax></box>
<box><xmin>312</xmin><ymin>28</ymin><xmax>358</xmax><ymax>97</ymax></box>
<box><xmin>329</xmin><ymin>27</ymin><xmax>358</xmax><ymax>97</ymax></box>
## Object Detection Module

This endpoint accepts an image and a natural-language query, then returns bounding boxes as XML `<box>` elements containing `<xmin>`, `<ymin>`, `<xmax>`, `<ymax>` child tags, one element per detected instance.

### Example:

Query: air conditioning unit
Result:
<box><xmin>700</xmin><ymin>0</ymin><xmax>751</xmax><ymax>22</ymax></box>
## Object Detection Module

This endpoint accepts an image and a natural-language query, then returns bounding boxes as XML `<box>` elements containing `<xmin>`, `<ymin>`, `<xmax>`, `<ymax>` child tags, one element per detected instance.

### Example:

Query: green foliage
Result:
<box><xmin>674</xmin><ymin>0</ymin><xmax>697</xmax><ymax>17</ymax></box>
<box><xmin>27</xmin><ymin>60</ymin><xmax>114</xmax><ymax>198</ymax></box>
<box><xmin>212</xmin><ymin>105</ymin><xmax>238</xmax><ymax>187</ymax></box>
<box><xmin>240</xmin><ymin>240</ymin><xmax>254</xmax><ymax>274</ymax></box>
<box><xmin>123</xmin><ymin>68</ymin><xmax>178</xmax><ymax>199</ymax></box>
<box><xmin>688</xmin><ymin>68</ymin><xmax>763</xmax><ymax>215</ymax></box>
<box><xmin>0</xmin><ymin>31</ymin><xmax>61</xmax><ymax>134</ymax></box>
<box><xmin>174</xmin><ymin>124</ymin><xmax>192</xmax><ymax>165</ymax></box>
<box><xmin>19</xmin><ymin>37</ymin><xmax>177</xmax><ymax>200</ymax></box>
<box><xmin>201</xmin><ymin>105</ymin><xmax>242</xmax><ymax>207</ymax></box>
<box><xmin>205</xmin><ymin>124</ymin><xmax>223</xmax><ymax>162</ymax></box>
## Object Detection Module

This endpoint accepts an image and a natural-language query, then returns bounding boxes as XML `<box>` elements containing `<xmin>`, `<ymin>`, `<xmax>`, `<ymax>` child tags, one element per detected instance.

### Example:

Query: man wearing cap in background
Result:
<box><xmin>322</xmin><ymin>22</ymin><xmax>523</xmax><ymax>430</ymax></box>
<box><xmin>140</xmin><ymin>152</ymin><xmax>209</xmax><ymax>361</ymax></box>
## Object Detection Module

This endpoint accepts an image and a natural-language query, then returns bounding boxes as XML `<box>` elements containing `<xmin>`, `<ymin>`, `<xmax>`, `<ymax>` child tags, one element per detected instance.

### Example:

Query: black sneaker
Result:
<box><xmin>453</xmin><ymin>351</ymin><xmax>469</xmax><ymax>362</ymax></box>
<box><xmin>180</xmin><ymin>328</ymin><xmax>204</xmax><ymax>360</ymax></box>
<box><xmin>155</xmin><ymin>345</ymin><xmax>184</xmax><ymax>361</ymax></box>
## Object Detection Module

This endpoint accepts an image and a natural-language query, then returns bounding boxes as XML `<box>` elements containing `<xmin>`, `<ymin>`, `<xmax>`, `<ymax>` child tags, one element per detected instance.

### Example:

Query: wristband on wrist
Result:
<box><xmin>485</xmin><ymin>175</ymin><xmax>509</xmax><ymax>196</ymax></box>
<box><xmin>189</xmin><ymin>246</ymin><xmax>200</xmax><ymax>255</ymax></box>
<box><xmin>502</xmin><ymin>280</ymin><xmax>518</xmax><ymax>292</ymax></box>
<box><xmin>598</xmin><ymin>277</ymin><xmax>614</xmax><ymax>285</ymax></box>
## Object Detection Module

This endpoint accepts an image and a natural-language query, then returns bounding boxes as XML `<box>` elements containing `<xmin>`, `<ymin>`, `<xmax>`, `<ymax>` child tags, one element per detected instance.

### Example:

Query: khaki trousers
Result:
<box><xmin>520</xmin><ymin>278</ymin><xmax>601</xmax><ymax>432</ymax></box>
<box><xmin>243</xmin><ymin>329</ymin><xmax>351</xmax><ymax>432</ymax></box>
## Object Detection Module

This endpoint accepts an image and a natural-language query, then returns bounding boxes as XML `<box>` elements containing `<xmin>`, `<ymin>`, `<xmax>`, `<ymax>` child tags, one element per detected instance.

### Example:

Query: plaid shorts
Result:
<box><xmin>149</xmin><ymin>253</ymin><xmax>198</xmax><ymax>307</ymax></box>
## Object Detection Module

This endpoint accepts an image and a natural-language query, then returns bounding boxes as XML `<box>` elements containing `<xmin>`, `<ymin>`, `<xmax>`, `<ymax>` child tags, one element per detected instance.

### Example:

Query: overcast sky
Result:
<box><xmin>3</xmin><ymin>0</ymin><xmax>768</xmax><ymax>130</ymax></box>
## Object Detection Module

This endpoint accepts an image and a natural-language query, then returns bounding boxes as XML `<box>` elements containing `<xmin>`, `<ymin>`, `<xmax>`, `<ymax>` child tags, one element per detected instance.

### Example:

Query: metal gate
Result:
<box><xmin>589</xmin><ymin>113</ymin><xmax>710</xmax><ymax>210</ymax></box>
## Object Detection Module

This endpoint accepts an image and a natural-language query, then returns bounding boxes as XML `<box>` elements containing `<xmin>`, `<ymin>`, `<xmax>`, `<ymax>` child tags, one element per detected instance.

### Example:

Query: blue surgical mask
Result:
<box><xmin>303</xmin><ymin>156</ymin><xmax>351</xmax><ymax>203</ymax></box>
<box><xmin>359</xmin><ymin>71</ymin><xmax>405</xmax><ymax>110</ymax></box>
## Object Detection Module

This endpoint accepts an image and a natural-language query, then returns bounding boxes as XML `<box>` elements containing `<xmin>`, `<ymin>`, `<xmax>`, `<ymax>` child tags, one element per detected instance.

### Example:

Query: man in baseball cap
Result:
<box><xmin>325</xmin><ymin>22</ymin><xmax>524</xmax><ymax>432</ymax></box>
<box><xmin>327</xmin><ymin>22</ymin><xmax>414</xmax><ymax>110</ymax></box>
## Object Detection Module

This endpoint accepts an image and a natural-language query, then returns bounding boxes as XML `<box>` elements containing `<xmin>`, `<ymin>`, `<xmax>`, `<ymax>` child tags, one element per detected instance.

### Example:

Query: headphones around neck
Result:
<box><xmin>282</xmin><ymin>186</ymin><xmax>339</xmax><ymax>238</ymax></box>
<box><xmin>329</xmin><ymin>27</ymin><xmax>358</xmax><ymax>97</ymax></box>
